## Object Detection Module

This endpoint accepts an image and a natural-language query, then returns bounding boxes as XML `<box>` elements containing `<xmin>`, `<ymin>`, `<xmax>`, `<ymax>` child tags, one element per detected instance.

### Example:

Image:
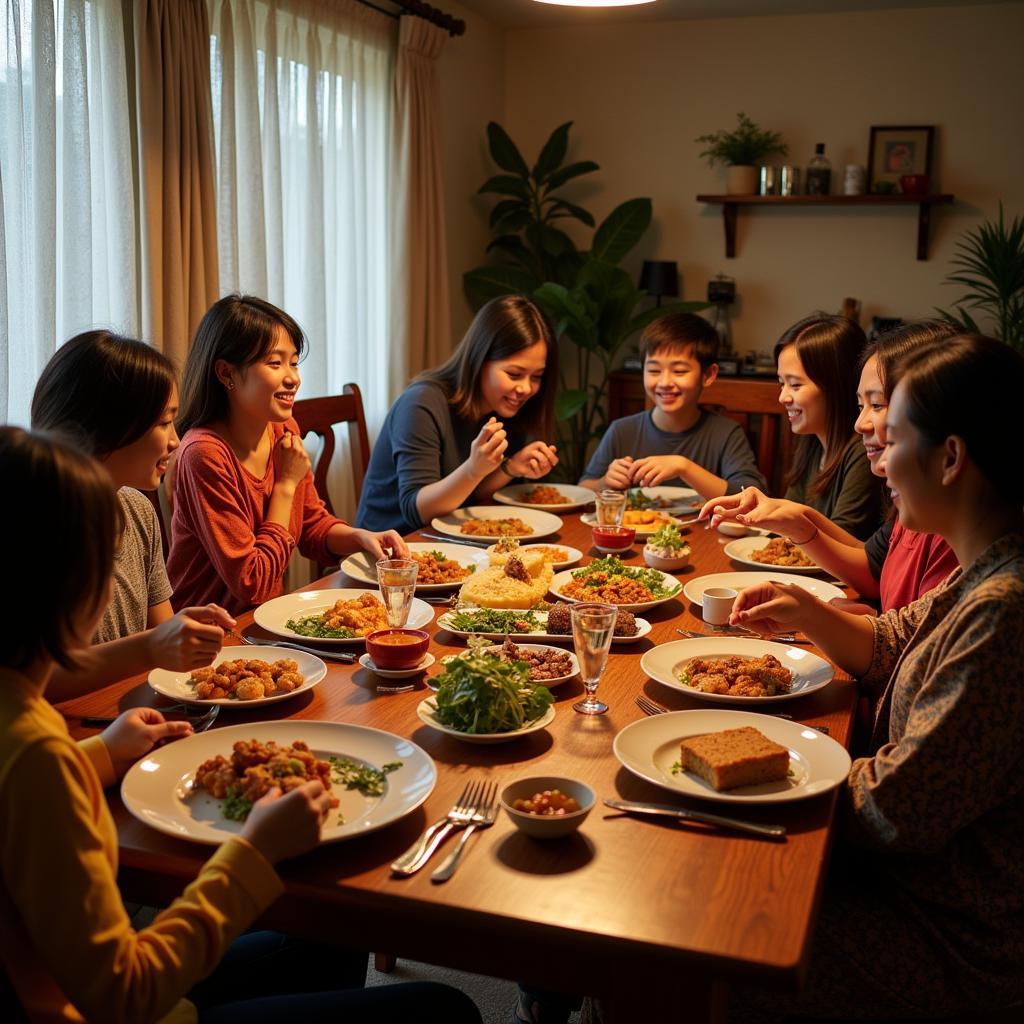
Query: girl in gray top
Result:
<box><xmin>357</xmin><ymin>296</ymin><xmax>560</xmax><ymax>535</ymax></box>
<box><xmin>30</xmin><ymin>331</ymin><xmax>234</xmax><ymax>700</ymax></box>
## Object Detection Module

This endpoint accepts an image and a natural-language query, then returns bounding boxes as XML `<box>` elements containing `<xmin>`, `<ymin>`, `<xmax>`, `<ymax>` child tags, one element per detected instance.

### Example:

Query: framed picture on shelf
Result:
<box><xmin>867</xmin><ymin>125</ymin><xmax>934</xmax><ymax>190</ymax></box>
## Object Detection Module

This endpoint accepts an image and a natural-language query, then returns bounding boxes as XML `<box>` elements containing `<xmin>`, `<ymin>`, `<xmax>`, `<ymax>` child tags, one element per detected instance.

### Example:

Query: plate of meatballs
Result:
<box><xmin>148</xmin><ymin>645</ymin><xmax>328</xmax><ymax>707</ymax></box>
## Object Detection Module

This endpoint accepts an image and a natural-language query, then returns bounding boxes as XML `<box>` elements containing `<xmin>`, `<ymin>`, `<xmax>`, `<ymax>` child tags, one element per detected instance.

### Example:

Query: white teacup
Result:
<box><xmin>702</xmin><ymin>587</ymin><xmax>737</xmax><ymax>626</ymax></box>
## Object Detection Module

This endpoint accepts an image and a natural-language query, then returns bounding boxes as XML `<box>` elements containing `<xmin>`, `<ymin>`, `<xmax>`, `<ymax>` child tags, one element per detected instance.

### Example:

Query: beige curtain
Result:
<box><xmin>391</xmin><ymin>15</ymin><xmax>451</xmax><ymax>391</ymax></box>
<box><xmin>134</xmin><ymin>0</ymin><xmax>219</xmax><ymax>365</ymax></box>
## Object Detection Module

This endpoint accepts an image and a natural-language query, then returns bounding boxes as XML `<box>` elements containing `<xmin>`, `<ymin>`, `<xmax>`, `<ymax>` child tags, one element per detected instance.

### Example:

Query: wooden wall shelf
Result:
<box><xmin>696</xmin><ymin>193</ymin><xmax>955</xmax><ymax>260</ymax></box>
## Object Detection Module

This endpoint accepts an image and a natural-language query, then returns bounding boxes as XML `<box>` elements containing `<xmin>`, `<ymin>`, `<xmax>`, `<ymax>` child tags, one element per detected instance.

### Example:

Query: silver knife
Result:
<box><xmin>417</xmin><ymin>532</ymin><xmax>493</xmax><ymax>548</ymax></box>
<box><xmin>604</xmin><ymin>798</ymin><xmax>786</xmax><ymax>838</ymax></box>
<box><xmin>268</xmin><ymin>640</ymin><xmax>358</xmax><ymax>663</ymax></box>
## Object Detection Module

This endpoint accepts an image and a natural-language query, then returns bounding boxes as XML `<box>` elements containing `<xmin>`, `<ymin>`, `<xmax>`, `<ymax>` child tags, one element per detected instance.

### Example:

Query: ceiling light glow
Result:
<box><xmin>532</xmin><ymin>1</ymin><xmax>658</xmax><ymax>8</ymax></box>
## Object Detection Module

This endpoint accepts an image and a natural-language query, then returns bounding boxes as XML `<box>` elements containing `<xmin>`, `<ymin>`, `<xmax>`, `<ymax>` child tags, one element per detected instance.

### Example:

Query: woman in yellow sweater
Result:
<box><xmin>0</xmin><ymin>427</ymin><xmax>480</xmax><ymax>1023</ymax></box>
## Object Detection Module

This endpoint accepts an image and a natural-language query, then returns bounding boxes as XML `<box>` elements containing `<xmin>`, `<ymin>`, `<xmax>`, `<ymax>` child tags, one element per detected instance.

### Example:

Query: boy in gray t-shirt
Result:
<box><xmin>580</xmin><ymin>314</ymin><xmax>766</xmax><ymax>497</ymax></box>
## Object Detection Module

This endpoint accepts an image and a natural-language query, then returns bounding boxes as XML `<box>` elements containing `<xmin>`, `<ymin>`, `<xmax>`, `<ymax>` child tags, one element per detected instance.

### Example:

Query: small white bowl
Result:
<box><xmin>716</xmin><ymin>521</ymin><xmax>750</xmax><ymax>537</ymax></box>
<box><xmin>500</xmin><ymin>776</ymin><xmax>595</xmax><ymax>839</ymax></box>
<box><xmin>643</xmin><ymin>547</ymin><xmax>690</xmax><ymax>572</ymax></box>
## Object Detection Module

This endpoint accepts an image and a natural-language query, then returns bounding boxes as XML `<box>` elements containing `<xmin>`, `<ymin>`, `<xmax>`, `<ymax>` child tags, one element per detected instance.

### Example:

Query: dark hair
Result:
<box><xmin>177</xmin><ymin>294</ymin><xmax>306</xmax><ymax>435</ymax></box>
<box><xmin>774</xmin><ymin>314</ymin><xmax>867</xmax><ymax>497</ymax></box>
<box><xmin>895</xmin><ymin>333</ymin><xmax>1024</xmax><ymax>506</ymax></box>
<box><xmin>859</xmin><ymin>319</ymin><xmax>958</xmax><ymax>400</ymax></box>
<box><xmin>30</xmin><ymin>331</ymin><xmax>176</xmax><ymax>458</ymax></box>
<box><xmin>416</xmin><ymin>294</ymin><xmax>557</xmax><ymax>438</ymax></box>
<box><xmin>0</xmin><ymin>427</ymin><xmax>119</xmax><ymax>672</ymax></box>
<box><xmin>639</xmin><ymin>313</ymin><xmax>720</xmax><ymax>372</ymax></box>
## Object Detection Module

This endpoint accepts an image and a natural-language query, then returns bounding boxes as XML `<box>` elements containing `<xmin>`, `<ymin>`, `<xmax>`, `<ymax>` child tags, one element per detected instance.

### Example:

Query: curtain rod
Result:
<box><xmin>356</xmin><ymin>0</ymin><xmax>466</xmax><ymax>37</ymax></box>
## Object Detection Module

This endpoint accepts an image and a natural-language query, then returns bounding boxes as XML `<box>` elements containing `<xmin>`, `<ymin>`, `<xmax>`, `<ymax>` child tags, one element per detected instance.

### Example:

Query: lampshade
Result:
<box><xmin>638</xmin><ymin>260</ymin><xmax>679</xmax><ymax>298</ymax></box>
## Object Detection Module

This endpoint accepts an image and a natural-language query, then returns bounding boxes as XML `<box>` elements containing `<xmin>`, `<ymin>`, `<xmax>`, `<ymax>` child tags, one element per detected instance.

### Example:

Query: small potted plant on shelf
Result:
<box><xmin>696</xmin><ymin>112</ymin><xmax>789</xmax><ymax>195</ymax></box>
<box><xmin>643</xmin><ymin>523</ymin><xmax>691</xmax><ymax>572</ymax></box>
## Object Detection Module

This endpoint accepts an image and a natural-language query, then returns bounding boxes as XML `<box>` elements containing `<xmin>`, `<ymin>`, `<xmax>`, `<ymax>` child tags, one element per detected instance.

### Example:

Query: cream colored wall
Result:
<box><xmin>438</xmin><ymin>1</ymin><xmax>505</xmax><ymax>343</ymax></box>
<box><xmin>441</xmin><ymin>1</ymin><xmax>1024</xmax><ymax>354</ymax></box>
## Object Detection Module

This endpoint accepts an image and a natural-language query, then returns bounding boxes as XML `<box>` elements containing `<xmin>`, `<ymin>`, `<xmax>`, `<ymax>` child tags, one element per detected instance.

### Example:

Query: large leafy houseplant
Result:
<box><xmin>463</xmin><ymin>122</ymin><xmax>708</xmax><ymax>481</ymax></box>
<box><xmin>695</xmin><ymin>112</ymin><xmax>788</xmax><ymax>168</ymax></box>
<box><xmin>936</xmin><ymin>203</ymin><xmax>1024</xmax><ymax>352</ymax></box>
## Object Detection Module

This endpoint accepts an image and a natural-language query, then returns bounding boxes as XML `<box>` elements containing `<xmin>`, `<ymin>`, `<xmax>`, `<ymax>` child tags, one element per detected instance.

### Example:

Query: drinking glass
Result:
<box><xmin>570</xmin><ymin>602</ymin><xmax>618</xmax><ymax>715</ymax></box>
<box><xmin>595</xmin><ymin>489</ymin><xmax>627</xmax><ymax>528</ymax></box>
<box><xmin>376</xmin><ymin>559</ymin><xmax>419</xmax><ymax>627</ymax></box>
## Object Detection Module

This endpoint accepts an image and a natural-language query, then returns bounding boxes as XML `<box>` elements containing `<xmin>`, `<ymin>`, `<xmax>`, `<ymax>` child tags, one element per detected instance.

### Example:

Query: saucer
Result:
<box><xmin>358</xmin><ymin>652</ymin><xmax>435</xmax><ymax>679</ymax></box>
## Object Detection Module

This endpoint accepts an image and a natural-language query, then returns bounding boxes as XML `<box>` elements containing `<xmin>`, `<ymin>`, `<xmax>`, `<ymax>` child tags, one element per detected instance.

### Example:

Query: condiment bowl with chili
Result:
<box><xmin>365</xmin><ymin>628</ymin><xmax>431</xmax><ymax>670</ymax></box>
<box><xmin>591</xmin><ymin>525</ymin><xmax>636</xmax><ymax>553</ymax></box>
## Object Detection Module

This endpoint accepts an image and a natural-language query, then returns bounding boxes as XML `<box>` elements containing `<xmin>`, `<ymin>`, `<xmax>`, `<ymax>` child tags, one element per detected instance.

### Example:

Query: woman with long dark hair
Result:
<box><xmin>31</xmin><ymin>331</ymin><xmax>234</xmax><ymax>700</ymax></box>
<box><xmin>356</xmin><ymin>294</ymin><xmax>560</xmax><ymax>535</ymax></box>
<box><xmin>701</xmin><ymin>320</ymin><xmax>959</xmax><ymax>611</ymax></box>
<box><xmin>169</xmin><ymin>295</ymin><xmax>406</xmax><ymax>614</ymax></box>
<box><xmin>775</xmin><ymin>314</ymin><xmax>881</xmax><ymax>539</ymax></box>
<box><xmin>726</xmin><ymin>334</ymin><xmax>1024</xmax><ymax>1018</ymax></box>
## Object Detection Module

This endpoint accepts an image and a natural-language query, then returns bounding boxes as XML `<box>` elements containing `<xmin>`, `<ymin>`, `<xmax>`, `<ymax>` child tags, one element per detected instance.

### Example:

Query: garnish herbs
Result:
<box><xmin>286</xmin><ymin>615</ymin><xmax>357</xmax><ymax>639</ymax></box>
<box><xmin>329</xmin><ymin>757</ymin><xmax>401</xmax><ymax>797</ymax></box>
<box><xmin>570</xmin><ymin>556</ymin><xmax>681</xmax><ymax>598</ymax></box>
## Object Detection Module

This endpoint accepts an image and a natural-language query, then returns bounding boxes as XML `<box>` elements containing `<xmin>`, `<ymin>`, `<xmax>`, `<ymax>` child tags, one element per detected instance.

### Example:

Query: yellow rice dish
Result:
<box><xmin>458</xmin><ymin>551</ymin><xmax>553</xmax><ymax>609</ymax></box>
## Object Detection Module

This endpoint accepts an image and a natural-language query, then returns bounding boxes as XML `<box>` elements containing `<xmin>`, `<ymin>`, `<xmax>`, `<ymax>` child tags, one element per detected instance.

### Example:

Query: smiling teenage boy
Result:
<box><xmin>580</xmin><ymin>314</ymin><xmax>766</xmax><ymax>499</ymax></box>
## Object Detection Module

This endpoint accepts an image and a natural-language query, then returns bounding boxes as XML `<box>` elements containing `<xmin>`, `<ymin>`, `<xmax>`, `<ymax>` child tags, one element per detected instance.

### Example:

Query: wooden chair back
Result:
<box><xmin>699</xmin><ymin>377</ymin><xmax>791</xmax><ymax>494</ymax></box>
<box><xmin>293</xmin><ymin>383</ymin><xmax>371</xmax><ymax>519</ymax></box>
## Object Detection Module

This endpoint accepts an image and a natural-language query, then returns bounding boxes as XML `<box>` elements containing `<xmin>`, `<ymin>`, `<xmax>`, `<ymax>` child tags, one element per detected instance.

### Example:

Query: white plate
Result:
<box><xmin>253</xmin><ymin>589</ymin><xmax>434</xmax><ymax>645</ymax></box>
<box><xmin>613</xmin><ymin>709</ymin><xmax>851</xmax><ymax>805</ymax></box>
<box><xmin>549</xmin><ymin>565</ymin><xmax>683</xmax><ymax>613</ymax></box>
<box><xmin>478</xmin><ymin>542</ymin><xmax>583</xmax><ymax>570</ymax></box>
<box><xmin>579</xmin><ymin>510</ymin><xmax>687</xmax><ymax>537</ymax></box>
<box><xmin>431</xmin><ymin>506</ymin><xmax>563</xmax><ymax>541</ymax></box>
<box><xmin>340</xmin><ymin>543</ymin><xmax>478</xmax><ymax>591</ymax></box>
<box><xmin>439</xmin><ymin>644</ymin><xmax>579</xmax><ymax>688</ymax></box>
<box><xmin>628</xmin><ymin>486</ymin><xmax>701</xmax><ymax>513</ymax></box>
<box><xmin>493</xmin><ymin>483</ymin><xmax>595</xmax><ymax>511</ymax></box>
<box><xmin>416</xmin><ymin>699</ymin><xmax>556</xmax><ymax>744</ymax></box>
<box><xmin>148</xmin><ymin>646</ymin><xmax>327</xmax><ymax>707</ymax></box>
<box><xmin>121</xmin><ymin>720</ymin><xmax>437</xmax><ymax>844</ymax></box>
<box><xmin>358</xmin><ymin>652</ymin><xmax>436</xmax><ymax>679</ymax></box>
<box><xmin>682</xmin><ymin>572</ymin><xmax>846</xmax><ymax>607</ymax></box>
<box><xmin>723</xmin><ymin>536</ymin><xmax>824</xmax><ymax>575</ymax></box>
<box><xmin>640</xmin><ymin>638</ymin><xmax>834</xmax><ymax>705</ymax></box>
<box><xmin>436</xmin><ymin>608</ymin><xmax>652</xmax><ymax>645</ymax></box>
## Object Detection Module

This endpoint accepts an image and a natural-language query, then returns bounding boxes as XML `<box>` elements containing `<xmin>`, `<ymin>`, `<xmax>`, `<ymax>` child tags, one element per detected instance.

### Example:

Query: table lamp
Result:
<box><xmin>638</xmin><ymin>260</ymin><xmax>679</xmax><ymax>307</ymax></box>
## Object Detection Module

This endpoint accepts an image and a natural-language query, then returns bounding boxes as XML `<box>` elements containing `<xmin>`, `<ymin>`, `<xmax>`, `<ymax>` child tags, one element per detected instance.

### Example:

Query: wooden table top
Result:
<box><xmin>60</xmin><ymin>512</ymin><xmax>857</xmax><ymax>1022</ymax></box>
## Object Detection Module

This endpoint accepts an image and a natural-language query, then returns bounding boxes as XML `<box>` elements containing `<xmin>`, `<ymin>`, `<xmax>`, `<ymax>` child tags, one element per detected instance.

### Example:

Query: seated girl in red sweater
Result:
<box><xmin>700</xmin><ymin>320</ymin><xmax>959</xmax><ymax>613</ymax></box>
<box><xmin>0</xmin><ymin>426</ymin><xmax>479</xmax><ymax>1024</ymax></box>
<box><xmin>168</xmin><ymin>295</ymin><xmax>407</xmax><ymax>614</ymax></box>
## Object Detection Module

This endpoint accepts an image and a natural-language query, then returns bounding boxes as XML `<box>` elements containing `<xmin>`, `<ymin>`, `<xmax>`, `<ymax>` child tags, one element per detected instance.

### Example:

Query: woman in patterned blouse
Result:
<box><xmin>728</xmin><ymin>334</ymin><xmax>1024</xmax><ymax>1019</ymax></box>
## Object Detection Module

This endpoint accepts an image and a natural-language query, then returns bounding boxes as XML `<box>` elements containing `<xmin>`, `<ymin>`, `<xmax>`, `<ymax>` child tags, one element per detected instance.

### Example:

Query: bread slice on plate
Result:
<box><xmin>680</xmin><ymin>726</ymin><xmax>790</xmax><ymax>791</ymax></box>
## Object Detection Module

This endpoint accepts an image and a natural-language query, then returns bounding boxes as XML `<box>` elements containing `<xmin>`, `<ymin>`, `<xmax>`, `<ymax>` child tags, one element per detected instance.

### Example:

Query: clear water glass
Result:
<box><xmin>376</xmin><ymin>558</ymin><xmax>418</xmax><ymax>627</ymax></box>
<box><xmin>595</xmin><ymin>489</ymin><xmax>627</xmax><ymax>527</ymax></box>
<box><xmin>570</xmin><ymin>602</ymin><xmax>618</xmax><ymax>715</ymax></box>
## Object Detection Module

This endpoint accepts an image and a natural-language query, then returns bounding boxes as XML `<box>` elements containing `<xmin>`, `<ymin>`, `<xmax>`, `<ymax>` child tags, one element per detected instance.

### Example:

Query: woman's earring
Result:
<box><xmin>226</xmin><ymin>381</ymin><xmax>235</xmax><ymax>390</ymax></box>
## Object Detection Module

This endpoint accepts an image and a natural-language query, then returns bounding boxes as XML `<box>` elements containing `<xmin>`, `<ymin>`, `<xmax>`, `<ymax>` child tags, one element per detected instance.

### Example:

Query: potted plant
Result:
<box><xmin>936</xmin><ymin>203</ymin><xmax>1024</xmax><ymax>352</ymax></box>
<box><xmin>695</xmin><ymin>112</ymin><xmax>788</xmax><ymax>195</ymax></box>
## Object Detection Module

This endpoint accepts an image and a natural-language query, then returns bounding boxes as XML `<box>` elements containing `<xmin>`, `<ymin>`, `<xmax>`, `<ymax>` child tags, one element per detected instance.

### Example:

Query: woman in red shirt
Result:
<box><xmin>168</xmin><ymin>295</ymin><xmax>407</xmax><ymax>614</ymax></box>
<box><xmin>701</xmin><ymin>320</ymin><xmax>959</xmax><ymax>612</ymax></box>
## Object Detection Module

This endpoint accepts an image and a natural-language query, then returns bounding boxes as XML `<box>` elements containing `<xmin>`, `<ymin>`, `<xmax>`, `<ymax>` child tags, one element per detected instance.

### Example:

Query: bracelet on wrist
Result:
<box><xmin>790</xmin><ymin>525</ymin><xmax>818</xmax><ymax>546</ymax></box>
<box><xmin>500</xmin><ymin>458</ymin><xmax>516</xmax><ymax>479</ymax></box>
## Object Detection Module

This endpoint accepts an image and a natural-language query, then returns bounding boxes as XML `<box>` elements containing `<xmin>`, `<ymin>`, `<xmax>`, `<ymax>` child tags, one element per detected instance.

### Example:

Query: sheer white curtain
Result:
<box><xmin>0</xmin><ymin>0</ymin><xmax>136</xmax><ymax>426</ymax></box>
<box><xmin>209</xmin><ymin>0</ymin><xmax>395</xmax><ymax>526</ymax></box>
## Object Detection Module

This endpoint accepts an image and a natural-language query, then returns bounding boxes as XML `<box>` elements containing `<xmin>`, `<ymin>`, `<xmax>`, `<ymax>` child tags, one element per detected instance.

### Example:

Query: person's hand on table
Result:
<box><xmin>506</xmin><ymin>441</ymin><xmax>558</xmax><ymax>480</ymax></box>
<box><xmin>353</xmin><ymin>528</ymin><xmax>408</xmax><ymax>561</ymax></box>
<box><xmin>699</xmin><ymin>486</ymin><xmax>764</xmax><ymax>527</ymax></box>
<box><xmin>603</xmin><ymin>456</ymin><xmax>634</xmax><ymax>490</ymax></box>
<box><xmin>730</xmin><ymin>580</ymin><xmax>824</xmax><ymax>635</ymax></box>
<box><xmin>629</xmin><ymin>454</ymin><xmax>687</xmax><ymax>488</ymax></box>
<box><xmin>147</xmin><ymin>604</ymin><xmax>235</xmax><ymax>670</ymax></box>
<box><xmin>102</xmin><ymin>708</ymin><xmax>193</xmax><ymax>778</ymax></box>
<box><xmin>467</xmin><ymin>417</ymin><xmax>508</xmax><ymax>479</ymax></box>
<box><xmin>242</xmin><ymin>781</ymin><xmax>333</xmax><ymax>865</ymax></box>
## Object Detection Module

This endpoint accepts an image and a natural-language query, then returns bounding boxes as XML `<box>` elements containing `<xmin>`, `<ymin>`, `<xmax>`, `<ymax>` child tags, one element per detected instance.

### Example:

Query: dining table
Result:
<box><xmin>60</xmin><ymin>509</ymin><xmax>858</xmax><ymax>1024</ymax></box>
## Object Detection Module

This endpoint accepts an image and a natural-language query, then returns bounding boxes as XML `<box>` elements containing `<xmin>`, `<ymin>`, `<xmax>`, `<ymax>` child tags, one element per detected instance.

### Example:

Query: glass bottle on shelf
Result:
<box><xmin>805</xmin><ymin>143</ymin><xmax>831</xmax><ymax>195</ymax></box>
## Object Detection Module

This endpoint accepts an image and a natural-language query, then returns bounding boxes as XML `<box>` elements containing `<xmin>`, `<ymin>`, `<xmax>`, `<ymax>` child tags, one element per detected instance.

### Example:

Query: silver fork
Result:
<box><xmin>675</xmin><ymin>626</ymin><xmax>809</xmax><ymax>645</ymax></box>
<box><xmin>430</xmin><ymin>781</ymin><xmax>498</xmax><ymax>883</ymax></box>
<box><xmin>421</xmin><ymin>593</ymin><xmax>459</xmax><ymax>606</ymax></box>
<box><xmin>390</xmin><ymin>781</ymin><xmax>481</xmax><ymax>876</ymax></box>
<box><xmin>226</xmin><ymin>628</ymin><xmax>358</xmax><ymax>663</ymax></box>
<box><xmin>636</xmin><ymin>693</ymin><xmax>671</xmax><ymax>717</ymax></box>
